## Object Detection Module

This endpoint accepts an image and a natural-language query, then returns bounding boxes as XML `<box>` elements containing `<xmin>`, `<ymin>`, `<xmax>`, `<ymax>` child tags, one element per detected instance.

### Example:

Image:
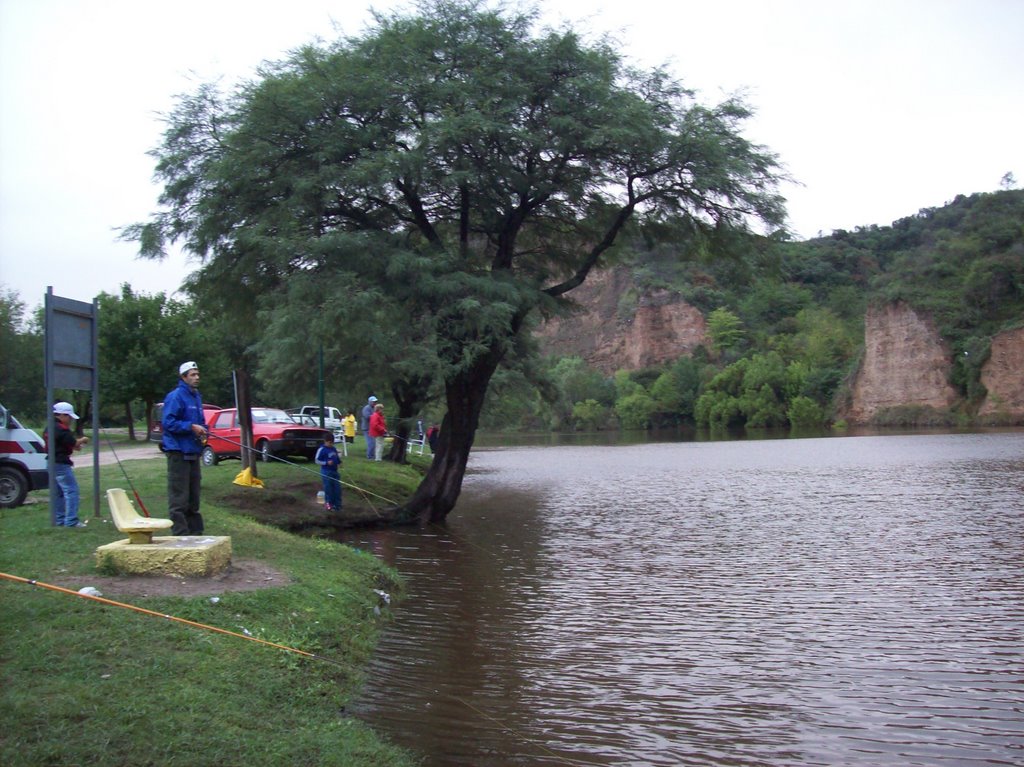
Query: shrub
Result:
<box><xmin>788</xmin><ymin>395</ymin><xmax>826</xmax><ymax>428</ymax></box>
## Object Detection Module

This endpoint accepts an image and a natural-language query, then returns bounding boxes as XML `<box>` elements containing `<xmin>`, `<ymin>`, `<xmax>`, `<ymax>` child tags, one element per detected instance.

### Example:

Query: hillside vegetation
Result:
<box><xmin>487</xmin><ymin>189</ymin><xmax>1024</xmax><ymax>431</ymax></box>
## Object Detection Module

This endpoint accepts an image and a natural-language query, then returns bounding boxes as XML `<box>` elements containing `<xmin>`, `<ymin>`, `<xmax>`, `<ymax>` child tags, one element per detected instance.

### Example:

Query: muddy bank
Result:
<box><xmin>207</xmin><ymin>476</ymin><xmax>395</xmax><ymax>533</ymax></box>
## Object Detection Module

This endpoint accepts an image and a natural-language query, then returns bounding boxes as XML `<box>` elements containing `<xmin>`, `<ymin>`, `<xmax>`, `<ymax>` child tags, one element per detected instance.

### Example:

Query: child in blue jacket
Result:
<box><xmin>315</xmin><ymin>433</ymin><xmax>342</xmax><ymax>511</ymax></box>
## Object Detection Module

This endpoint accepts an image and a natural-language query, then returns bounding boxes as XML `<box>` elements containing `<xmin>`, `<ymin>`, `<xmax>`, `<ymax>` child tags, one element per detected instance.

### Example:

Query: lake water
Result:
<box><xmin>345</xmin><ymin>432</ymin><xmax>1024</xmax><ymax>766</ymax></box>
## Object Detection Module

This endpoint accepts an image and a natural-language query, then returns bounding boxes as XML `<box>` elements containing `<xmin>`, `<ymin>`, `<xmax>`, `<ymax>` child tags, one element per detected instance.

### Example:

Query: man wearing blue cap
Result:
<box><xmin>361</xmin><ymin>395</ymin><xmax>378</xmax><ymax>459</ymax></box>
<box><xmin>161</xmin><ymin>361</ymin><xmax>208</xmax><ymax>535</ymax></box>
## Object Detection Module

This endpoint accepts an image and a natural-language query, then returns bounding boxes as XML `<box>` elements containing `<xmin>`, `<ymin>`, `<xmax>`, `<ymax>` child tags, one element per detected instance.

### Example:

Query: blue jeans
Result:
<box><xmin>321</xmin><ymin>470</ymin><xmax>341</xmax><ymax>510</ymax></box>
<box><xmin>53</xmin><ymin>463</ymin><xmax>80</xmax><ymax>526</ymax></box>
<box><xmin>365</xmin><ymin>435</ymin><xmax>375</xmax><ymax>459</ymax></box>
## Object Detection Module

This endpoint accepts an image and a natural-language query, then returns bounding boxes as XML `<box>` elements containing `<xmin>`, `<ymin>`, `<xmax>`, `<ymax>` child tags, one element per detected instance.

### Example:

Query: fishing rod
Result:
<box><xmin>102</xmin><ymin>431</ymin><xmax>151</xmax><ymax>517</ymax></box>
<box><xmin>210</xmin><ymin>434</ymin><xmax>398</xmax><ymax>512</ymax></box>
<box><xmin>2</xmin><ymin>570</ymin><xmax>588</xmax><ymax>764</ymax></box>
<box><xmin>0</xmin><ymin>571</ymin><xmax>346</xmax><ymax>668</ymax></box>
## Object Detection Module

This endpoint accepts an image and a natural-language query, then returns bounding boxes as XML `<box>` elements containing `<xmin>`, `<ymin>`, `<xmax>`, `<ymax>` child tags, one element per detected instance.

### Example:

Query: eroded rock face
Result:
<box><xmin>535</xmin><ymin>269</ymin><xmax>707</xmax><ymax>375</ymax></box>
<box><xmin>978</xmin><ymin>326</ymin><xmax>1024</xmax><ymax>421</ymax></box>
<box><xmin>537</xmin><ymin>274</ymin><xmax>1022</xmax><ymax>424</ymax></box>
<box><xmin>842</xmin><ymin>303</ymin><xmax>958</xmax><ymax>424</ymax></box>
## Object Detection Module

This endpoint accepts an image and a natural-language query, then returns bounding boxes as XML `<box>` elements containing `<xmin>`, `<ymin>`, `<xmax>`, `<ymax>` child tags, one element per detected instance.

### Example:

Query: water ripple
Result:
<box><xmin>348</xmin><ymin>432</ymin><xmax>1024</xmax><ymax>766</ymax></box>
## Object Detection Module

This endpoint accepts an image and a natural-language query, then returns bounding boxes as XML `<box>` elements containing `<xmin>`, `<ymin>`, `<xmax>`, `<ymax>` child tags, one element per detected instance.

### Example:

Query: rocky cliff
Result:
<box><xmin>535</xmin><ymin>268</ymin><xmax>707</xmax><ymax>374</ymax></box>
<box><xmin>535</xmin><ymin>269</ymin><xmax>1023</xmax><ymax>424</ymax></box>
<box><xmin>841</xmin><ymin>303</ymin><xmax>960</xmax><ymax>424</ymax></box>
<box><xmin>978</xmin><ymin>326</ymin><xmax>1024</xmax><ymax>422</ymax></box>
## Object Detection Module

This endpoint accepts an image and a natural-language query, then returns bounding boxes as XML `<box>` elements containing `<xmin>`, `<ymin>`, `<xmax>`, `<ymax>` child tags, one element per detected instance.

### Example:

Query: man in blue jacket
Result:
<box><xmin>361</xmin><ymin>395</ymin><xmax>378</xmax><ymax>459</ymax></box>
<box><xmin>161</xmin><ymin>361</ymin><xmax>208</xmax><ymax>535</ymax></box>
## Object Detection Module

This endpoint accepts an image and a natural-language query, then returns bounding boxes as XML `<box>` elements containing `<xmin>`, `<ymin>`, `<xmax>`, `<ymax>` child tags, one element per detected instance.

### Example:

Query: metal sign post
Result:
<box><xmin>44</xmin><ymin>288</ymin><xmax>100</xmax><ymax>524</ymax></box>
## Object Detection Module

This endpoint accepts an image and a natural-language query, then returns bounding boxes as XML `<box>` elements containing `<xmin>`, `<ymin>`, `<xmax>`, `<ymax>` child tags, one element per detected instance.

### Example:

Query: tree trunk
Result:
<box><xmin>387</xmin><ymin>377</ymin><xmax>431</xmax><ymax>463</ymax></box>
<box><xmin>124</xmin><ymin>402</ymin><xmax>136</xmax><ymax>441</ymax></box>
<box><xmin>145</xmin><ymin>400</ymin><xmax>156</xmax><ymax>440</ymax></box>
<box><xmin>398</xmin><ymin>354</ymin><xmax>501</xmax><ymax>524</ymax></box>
<box><xmin>388</xmin><ymin>414</ymin><xmax>409</xmax><ymax>464</ymax></box>
<box><xmin>235</xmin><ymin>369</ymin><xmax>256</xmax><ymax>475</ymax></box>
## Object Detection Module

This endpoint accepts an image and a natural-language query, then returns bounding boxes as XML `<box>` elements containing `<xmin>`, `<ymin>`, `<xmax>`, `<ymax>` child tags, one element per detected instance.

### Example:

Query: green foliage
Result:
<box><xmin>706</xmin><ymin>307</ymin><xmax>745</xmax><ymax>352</ymax></box>
<box><xmin>694</xmin><ymin>352</ymin><xmax>790</xmax><ymax>428</ymax></box>
<box><xmin>787</xmin><ymin>395</ymin><xmax>826</xmax><ymax>428</ymax></box>
<box><xmin>542</xmin><ymin>357</ymin><xmax>615</xmax><ymax>430</ymax></box>
<box><xmin>650</xmin><ymin>370</ymin><xmax>684</xmax><ymax>415</ymax></box>
<box><xmin>97</xmin><ymin>285</ymin><xmax>230</xmax><ymax>422</ymax></box>
<box><xmin>670</xmin><ymin>356</ymin><xmax>706</xmax><ymax>413</ymax></box>
<box><xmin>613</xmin><ymin>369</ymin><xmax>644</xmax><ymax>399</ymax></box>
<box><xmin>694</xmin><ymin>389</ymin><xmax>744</xmax><ymax>429</ymax></box>
<box><xmin>572</xmin><ymin>399</ymin><xmax>610</xmax><ymax>431</ymax></box>
<box><xmin>0</xmin><ymin>286</ymin><xmax>43</xmax><ymax>418</ymax></box>
<box><xmin>478</xmin><ymin>367</ymin><xmax>544</xmax><ymax>430</ymax></box>
<box><xmin>615</xmin><ymin>390</ymin><xmax>658</xmax><ymax>430</ymax></box>
<box><xmin>738</xmin><ymin>281</ymin><xmax>813</xmax><ymax>333</ymax></box>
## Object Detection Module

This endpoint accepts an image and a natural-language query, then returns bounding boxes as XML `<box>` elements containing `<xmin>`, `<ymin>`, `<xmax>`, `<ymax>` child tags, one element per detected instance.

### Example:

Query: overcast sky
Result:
<box><xmin>2</xmin><ymin>0</ymin><xmax>1021</xmax><ymax>317</ymax></box>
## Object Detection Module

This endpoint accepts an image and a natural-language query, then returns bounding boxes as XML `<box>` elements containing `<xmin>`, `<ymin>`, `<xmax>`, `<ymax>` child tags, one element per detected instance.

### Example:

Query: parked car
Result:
<box><xmin>148</xmin><ymin>401</ymin><xmax>221</xmax><ymax>442</ymax></box>
<box><xmin>0</xmin><ymin>402</ymin><xmax>48</xmax><ymax>508</ymax></box>
<box><xmin>201</xmin><ymin>407</ymin><xmax>331</xmax><ymax>467</ymax></box>
<box><xmin>286</xmin><ymin>405</ymin><xmax>344</xmax><ymax>439</ymax></box>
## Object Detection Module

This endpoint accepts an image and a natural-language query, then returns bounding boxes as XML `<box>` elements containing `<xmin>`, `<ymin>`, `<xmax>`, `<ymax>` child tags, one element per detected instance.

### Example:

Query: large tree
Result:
<box><xmin>0</xmin><ymin>286</ymin><xmax>44</xmax><ymax>419</ymax></box>
<box><xmin>129</xmin><ymin>0</ymin><xmax>785</xmax><ymax>523</ymax></box>
<box><xmin>97</xmin><ymin>284</ymin><xmax>227</xmax><ymax>438</ymax></box>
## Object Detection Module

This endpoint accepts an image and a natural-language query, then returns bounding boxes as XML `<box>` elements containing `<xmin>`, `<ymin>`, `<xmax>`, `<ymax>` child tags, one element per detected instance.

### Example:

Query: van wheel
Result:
<box><xmin>201</xmin><ymin>446</ymin><xmax>218</xmax><ymax>467</ymax></box>
<box><xmin>0</xmin><ymin>466</ymin><xmax>28</xmax><ymax>508</ymax></box>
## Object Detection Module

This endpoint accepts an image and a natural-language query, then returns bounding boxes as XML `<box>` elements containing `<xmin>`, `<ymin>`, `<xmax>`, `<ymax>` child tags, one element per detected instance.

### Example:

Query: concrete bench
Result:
<box><xmin>106</xmin><ymin>488</ymin><xmax>173</xmax><ymax>544</ymax></box>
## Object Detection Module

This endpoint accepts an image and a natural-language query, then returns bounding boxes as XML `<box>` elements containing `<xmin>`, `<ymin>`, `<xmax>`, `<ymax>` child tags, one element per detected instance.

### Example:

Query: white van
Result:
<box><xmin>0</xmin><ymin>403</ymin><xmax>49</xmax><ymax>507</ymax></box>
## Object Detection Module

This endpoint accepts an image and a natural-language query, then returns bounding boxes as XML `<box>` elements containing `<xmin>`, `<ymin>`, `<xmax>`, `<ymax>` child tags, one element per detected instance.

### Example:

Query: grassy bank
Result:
<box><xmin>0</xmin><ymin>455</ymin><xmax>424</xmax><ymax>767</ymax></box>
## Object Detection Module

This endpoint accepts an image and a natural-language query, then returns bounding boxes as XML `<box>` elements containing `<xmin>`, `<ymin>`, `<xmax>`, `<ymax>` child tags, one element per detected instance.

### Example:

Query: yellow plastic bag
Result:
<box><xmin>232</xmin><ymin>467</ymin><xmax>265</xmax><ymax>488</ymax></box>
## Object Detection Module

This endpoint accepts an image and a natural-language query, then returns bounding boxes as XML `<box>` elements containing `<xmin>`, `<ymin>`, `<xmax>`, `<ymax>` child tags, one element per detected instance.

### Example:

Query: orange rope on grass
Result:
<box><xmin>0</xmin><ymin>571</ymin><xmax>344</xmax><ymax>668</ymax></box>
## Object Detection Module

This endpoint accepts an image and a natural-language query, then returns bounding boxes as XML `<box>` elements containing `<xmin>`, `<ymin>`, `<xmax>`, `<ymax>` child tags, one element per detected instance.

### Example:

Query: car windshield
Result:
<box><xmin>251</xmin><ymin>409</ymin><xmax>296</xmax><ymax>424</ymax></box>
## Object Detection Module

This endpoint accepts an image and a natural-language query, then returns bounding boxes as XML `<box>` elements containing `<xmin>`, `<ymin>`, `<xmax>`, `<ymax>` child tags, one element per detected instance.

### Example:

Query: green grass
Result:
<box><xmin>0</xmin><ymin>457</ymin><xmax>422</xmax><ymax>767</ymax></box>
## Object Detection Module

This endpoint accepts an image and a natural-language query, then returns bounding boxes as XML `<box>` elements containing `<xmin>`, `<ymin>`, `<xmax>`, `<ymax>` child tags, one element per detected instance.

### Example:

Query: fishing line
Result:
<box><xmin>2</xmin><ymin>570</ymin><xmax>593</xmax><ymax>765</ymax></box>
<box><xmin>209</xmin><ymin>434</ymin><xmax>398</xmax><ymax>514</ymax></box>
<box><xmin>26</xmin><ymin>430</ymin><xmax>596</xmax><ymax>761</ymax></box>
<box><xmin>101</xmin><ymin>430</ymin><xmax>152</xmax><ymax>517</ymax></box>
<box><xmin>210</xmin><ymin>436</ymin><xmax>506</xmax><ymax>559</ymax></box>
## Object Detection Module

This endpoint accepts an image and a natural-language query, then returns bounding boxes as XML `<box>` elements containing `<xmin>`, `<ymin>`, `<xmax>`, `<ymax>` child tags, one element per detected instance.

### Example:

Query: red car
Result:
<box><xmin>149</xmin><ymin>401</ymin><xmax>222</xmax><ymax>442</ymax></box>
<box><xmin>201</xmin><ymin>407</ymin><xmax>331</xmax><ymax>467</ymax></box>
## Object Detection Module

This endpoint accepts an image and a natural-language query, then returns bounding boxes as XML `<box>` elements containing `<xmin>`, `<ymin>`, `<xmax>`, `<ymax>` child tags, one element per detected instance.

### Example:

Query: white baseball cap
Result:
<box><xmin>368</xmin><ymin>395</ymin><xmax>378</xmax><ymax>402</ymax></box>
<box><xmin>179</xmin><ymin>361</ymin><xmax>199</xmax><ymax>376</ymax></box>
<box><xmin>53</xmin><ymin>402</ymin><xmax>79</xmax><ymax>420</ymax></box>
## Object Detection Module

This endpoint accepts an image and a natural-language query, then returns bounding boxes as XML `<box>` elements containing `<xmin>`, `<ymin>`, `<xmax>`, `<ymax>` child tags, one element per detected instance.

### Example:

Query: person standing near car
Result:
<box><xmin>342</xmin><ymin>410</ymin><xmax>357</xmax><ymax>445</ymax></box>
<box><xmin>361</xmin><ymin>395</ymin><xmax>378</xmax><ymax>459</ymax></box>
<box><xmin>369</xmin><ymin>402</ymin><xmax>388</xmax><ymax>462</ymax></box>
<box><xmin>161</xmin><ymin>361</ymin><xmax>207</xmax><ymax>536</ymax></box>
<box><xmin>49</xmin><ymin>401</ymin><xmax>88</xmax><ymax>527</ymax></box>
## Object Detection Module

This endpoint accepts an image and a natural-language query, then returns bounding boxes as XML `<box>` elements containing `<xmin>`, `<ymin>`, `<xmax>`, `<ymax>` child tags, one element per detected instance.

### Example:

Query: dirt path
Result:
<box><xmin>75</xmin><ymin>444</ymin><xmax>162</xmax><ymax>467</ymax></box>
<box><xmin>55</xmin><ymin>559</ymin><xmax>292</xmax><ymax>597</ymax></box>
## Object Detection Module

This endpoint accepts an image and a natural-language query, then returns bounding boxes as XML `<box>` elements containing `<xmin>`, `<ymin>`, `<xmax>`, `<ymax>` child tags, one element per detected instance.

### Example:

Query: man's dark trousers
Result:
<box><xmin>166</xmin><ymin>451</ymin><xmax>203</xmax><ymax>535</ymax></box>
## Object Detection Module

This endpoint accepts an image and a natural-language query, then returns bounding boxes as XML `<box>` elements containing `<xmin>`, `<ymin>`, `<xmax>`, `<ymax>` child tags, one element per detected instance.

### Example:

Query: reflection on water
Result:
<box><xmin>345</xmin><ymin>433</ymin><xmax>1024</xmax><ymax>766</ymax></box>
